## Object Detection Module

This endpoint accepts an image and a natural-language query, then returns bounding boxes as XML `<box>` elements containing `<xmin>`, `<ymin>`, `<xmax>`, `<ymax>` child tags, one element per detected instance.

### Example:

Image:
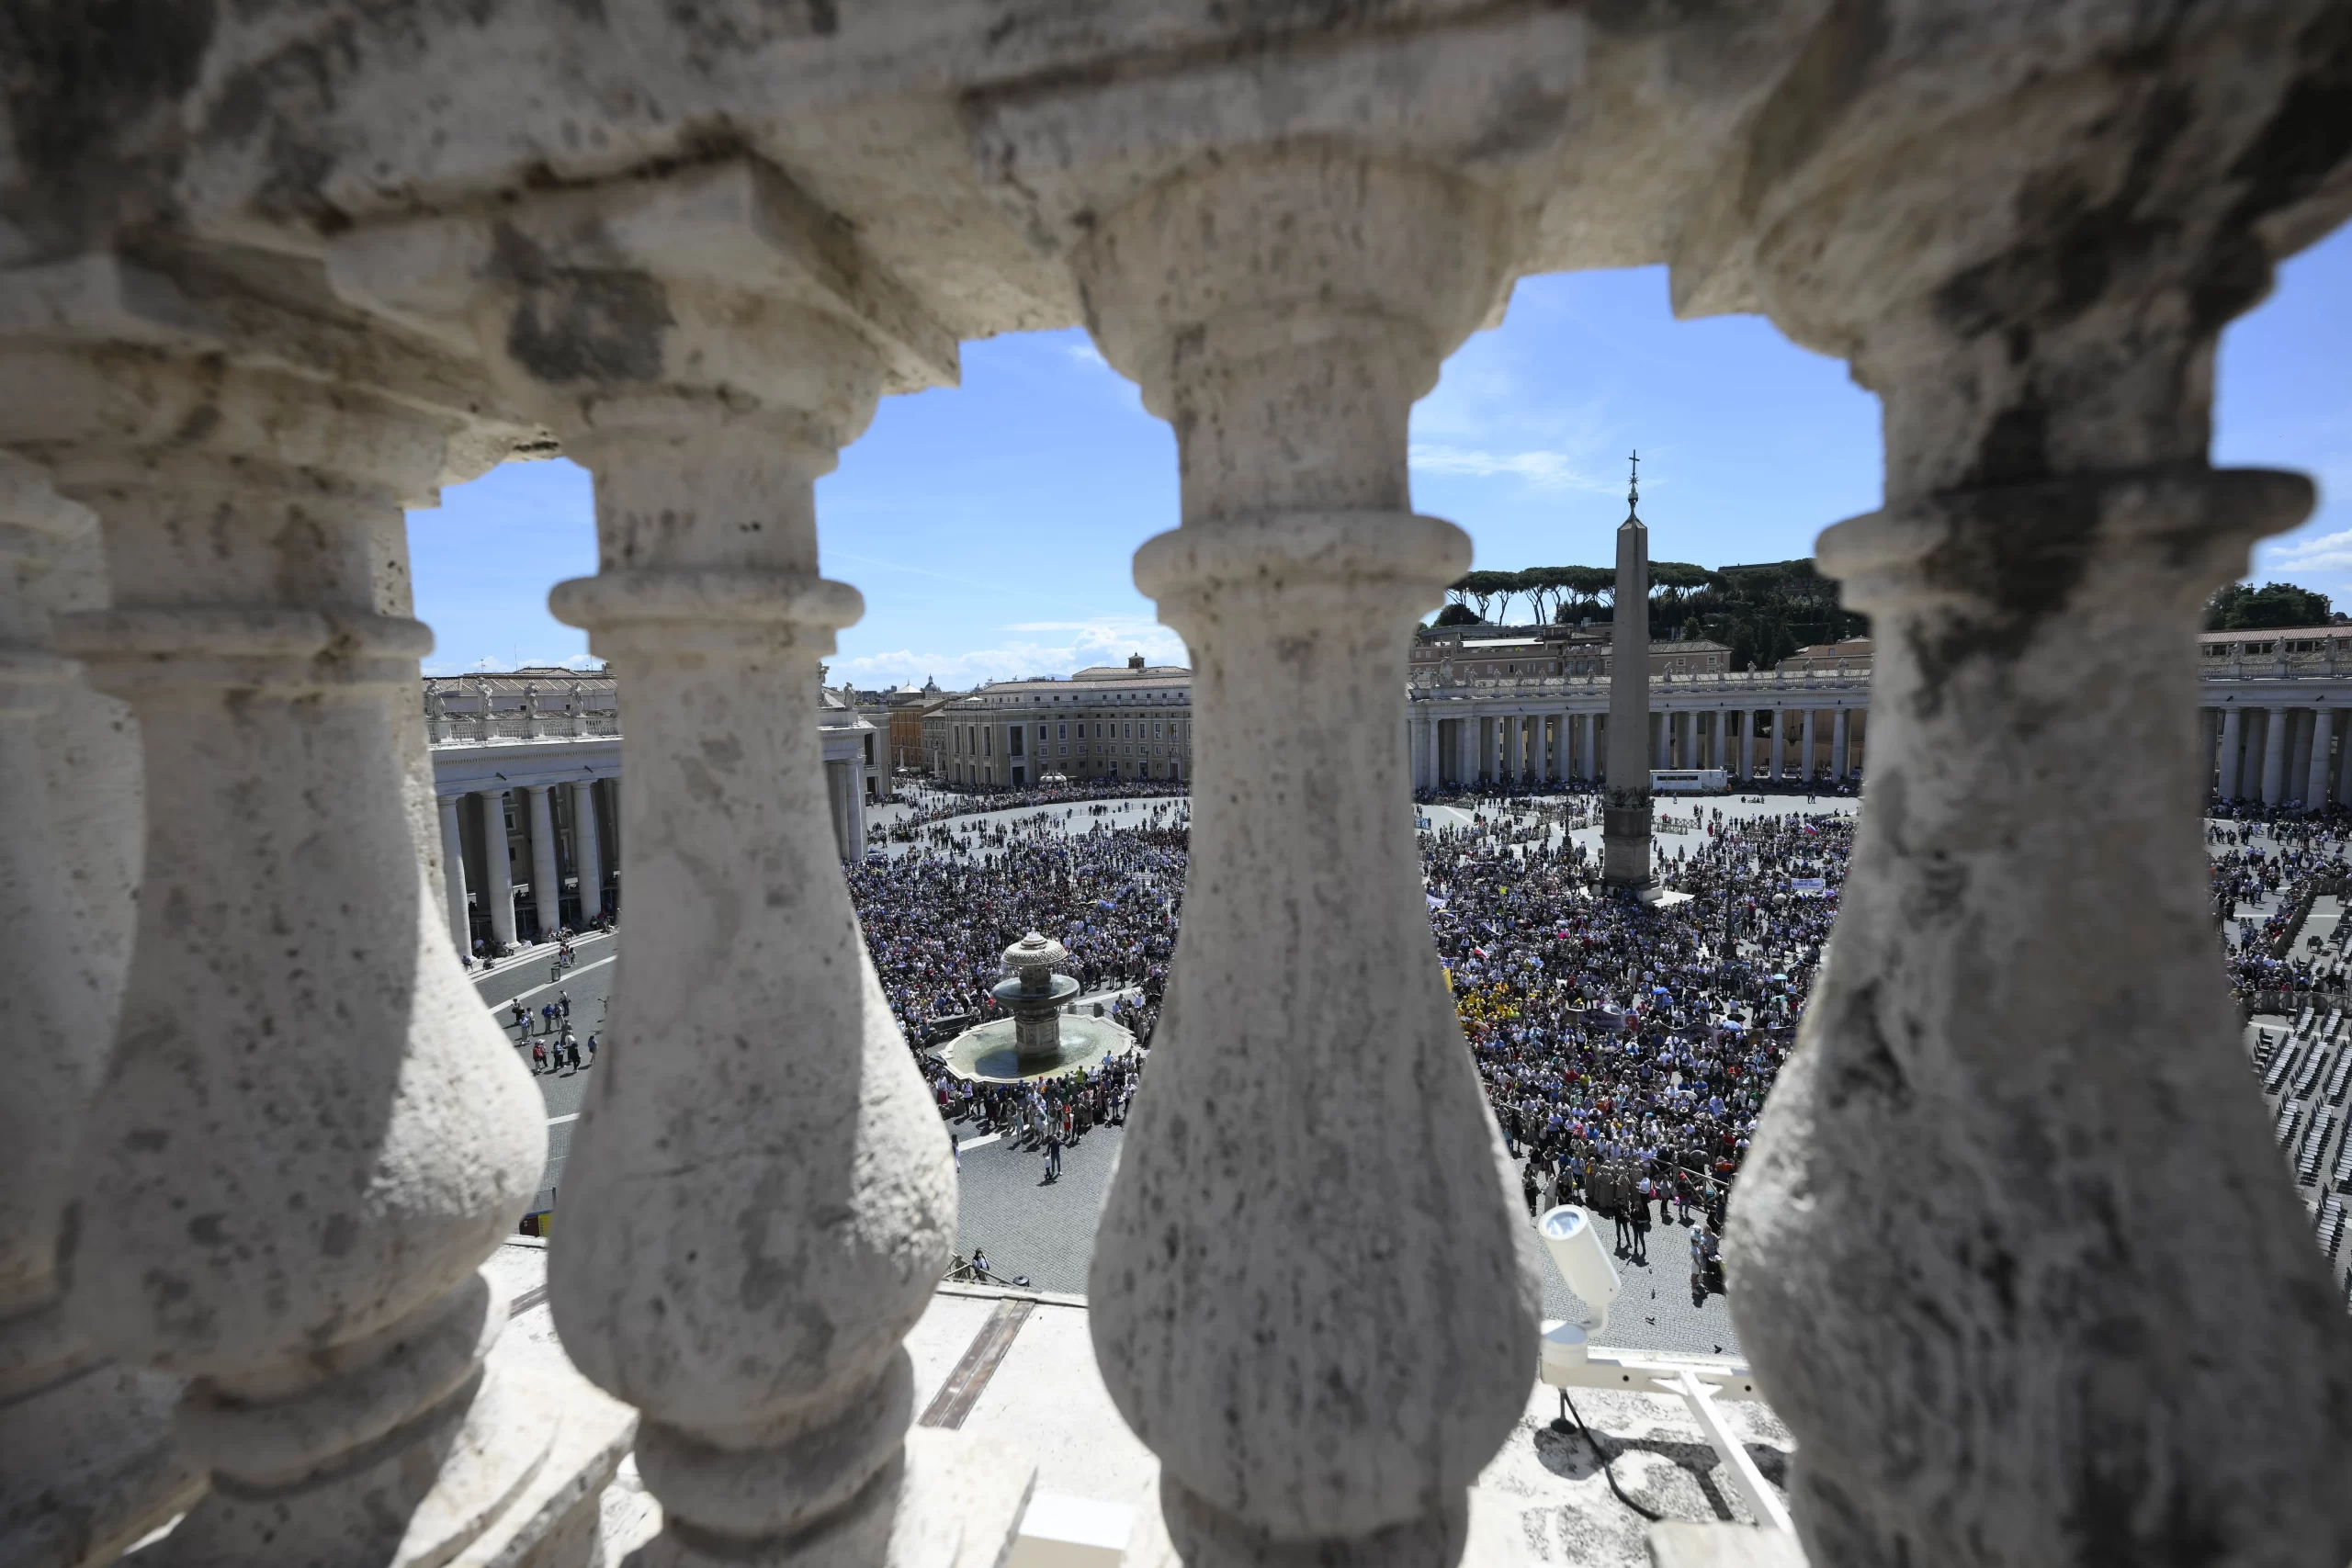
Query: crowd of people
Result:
<box><xmin>842</xmin><ymin>804</ymin><xmax>1188</xmax><ymax>1044</ymax></box>
<box><xmin>2208</xmin><ymin>798</ymin><xmax>2352</xmax><ymax>1008</ymax></box>
<box><xmin>934</xmin><ymin>1050</ymin><xmax>1147</xmax><ymax>1177</ymax></box>
<box><xmin>835</xmin><ymin>777</ymin><xmax>1871</xmax><ymax>1301</ymax></box>
<box><xmin>1429</xmin><ymin>795</ymin><xmax>1854</xmax><ymax>1303</ymax></box>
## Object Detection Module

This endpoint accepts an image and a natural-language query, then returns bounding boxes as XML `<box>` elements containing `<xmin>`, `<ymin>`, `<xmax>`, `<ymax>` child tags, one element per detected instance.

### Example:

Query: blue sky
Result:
<box><xmin>410</xmin><ymin>227</ymin><xmax>2352</xmax><ymax>684</ymax></box>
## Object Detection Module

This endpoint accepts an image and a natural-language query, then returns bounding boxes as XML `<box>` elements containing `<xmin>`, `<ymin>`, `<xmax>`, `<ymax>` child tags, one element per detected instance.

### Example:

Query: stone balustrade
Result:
<box><xmin>427</xmin><ymin>711</ymin><xmax>623</xmax><ymax>745</ymax></box>
<box><xmin>3</xmin><ymin>6</ymin><xmax>2348</xmax><ymax>1568</ymax></box>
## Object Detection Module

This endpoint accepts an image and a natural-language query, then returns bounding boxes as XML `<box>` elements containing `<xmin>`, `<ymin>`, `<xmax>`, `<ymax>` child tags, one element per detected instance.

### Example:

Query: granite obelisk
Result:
<box><xmin>1602</xmin><ymin>454</ymin><xmax>1652</xmax><ymax>888</ymax></box>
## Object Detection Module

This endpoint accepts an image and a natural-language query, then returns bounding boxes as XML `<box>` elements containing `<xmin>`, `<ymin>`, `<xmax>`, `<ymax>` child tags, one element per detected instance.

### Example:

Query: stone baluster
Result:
<box><xmin>0</xmin><ymin>454</ymin><xmax>195</xmax><ymax>1566</ymax></box>
<box><xmin>3</xmin><ymin>340</ymin><xmax>577</xmax><ymax>1565</ymax></box>
<box><xmin>1070</xmin><ymin>150</ymin><xmax>1537</xmax><ymax>1564</ymax></box>
<box><xmin>1713</xmin><ymin>18</ymin><xmax>2352</xmax><ymax>1559</ymax></box>
<box><xmin>326</xmin><ymin>158</ymin><xmax>1032</xmax><ymax>1568</ymax></box>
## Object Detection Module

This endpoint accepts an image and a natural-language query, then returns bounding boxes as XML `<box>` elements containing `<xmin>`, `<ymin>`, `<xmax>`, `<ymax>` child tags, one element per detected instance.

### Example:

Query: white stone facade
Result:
<box><xmin>3</xmin><ymin>7</ymin><xmax>2349</xmax><ymax>1568</ymax></box>
<box><xmin>424</xmin><ymin>676</ymin><xmax>876</xmax><ymax>954</ymax></box>
<box><xmin>924</xmin><ymin>660</ymin><xmax>1193</xmax><ymax>788</ymax></box>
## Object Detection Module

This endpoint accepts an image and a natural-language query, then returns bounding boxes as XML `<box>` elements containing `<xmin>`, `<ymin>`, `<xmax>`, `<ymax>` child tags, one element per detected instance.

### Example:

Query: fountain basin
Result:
<box><xmin>930</xmin><ymin>1013</ymin><xmax>1134</xmax><ymax>1083</ymax></box>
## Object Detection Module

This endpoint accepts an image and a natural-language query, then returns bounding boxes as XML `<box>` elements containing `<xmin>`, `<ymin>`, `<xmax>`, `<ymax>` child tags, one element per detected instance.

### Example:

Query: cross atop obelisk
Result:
<box><xmin>1603</xmin><ymin>450</ymin><xmax>1653</xmax><ymax>889</ymax></box>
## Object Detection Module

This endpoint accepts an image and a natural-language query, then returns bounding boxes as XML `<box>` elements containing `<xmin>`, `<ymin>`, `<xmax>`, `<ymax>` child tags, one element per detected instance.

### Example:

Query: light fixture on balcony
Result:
<box><xmin>1534</xmin><ymin>1204</ymin><xmax>1792</xmax><ymax>1534</ymax></box>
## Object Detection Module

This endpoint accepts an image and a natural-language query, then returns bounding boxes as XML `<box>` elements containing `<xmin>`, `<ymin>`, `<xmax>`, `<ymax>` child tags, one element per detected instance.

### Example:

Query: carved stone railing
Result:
<box><xmin>1</xmin><ymin>8</ymin><xmax>2346</xmax><ymax>1568</ymax></box>
<box><xmin>427</xmin><ymin>711</ymin><xmax>623</xmax><ymax>745</ymax></box>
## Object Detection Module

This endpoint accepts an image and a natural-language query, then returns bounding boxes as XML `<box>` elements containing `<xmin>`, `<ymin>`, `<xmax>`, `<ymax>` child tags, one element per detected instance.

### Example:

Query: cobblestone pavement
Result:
<box><xmin>943</xmin><ymin>1104</ymin><xmax>1746</xmax><ymax>1356</ymax></box>
<box><xmin>945</xmin><ymin>1117</ymin><xmax>1125</xmax><ymax>1295</ymax></box>
<box><xmin>469</xmin><ymin>931</ymin><xmax>616</xmax><ymax>1208</ymax></box>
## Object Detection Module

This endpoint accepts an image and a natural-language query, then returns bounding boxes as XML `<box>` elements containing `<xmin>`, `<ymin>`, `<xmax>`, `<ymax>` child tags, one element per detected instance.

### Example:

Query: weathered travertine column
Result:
<box><xmin>439</xmin><ymin>793</ymin><xmax>473</xmax><ymax>952</ymax></box>
<box><xmin>1832</xmin><ymin>710</ymin><xmax>1850</xmax><ymax>783</ymax></box>
<box><xmin>1716</xmin><ymin>17</ymin><xmax>2352</xmax><ymax>1558</ymax></box>
<box><xmin>1070</xmin><ymin>148</ymin><xmax>1538</xmax><ymax>1567</ymax></box>
<box><xmin>1801</xmin><ymin>709</ymin><xmax>1817</xmax><ymax>782</ymax></box>
<box><xmin>2261</xmin><ymin>704</ymin><xmax>2290</xmax><ymax>805</ymax></box>
<box><xmin>572</xmin><ymin>779</ymin><xmax>605</xmax><ymax>922</ymax></box>
<box><xmin>2219</xmin><ymin>707</ymin><xmax>2245</xmax><ymax>799</ymax></box>
<box><xmin>9</xmin><ymin>344</ymin><xmax>559</xmax><ymax>1565</ymax></box>
<box><xmin>330</xmin><ymin>156</ymin><xmax>1029</xmax><ymax>1568</ymax></box>
<box><xmin>0</xmin><ymin>454</ymin><xmax>195</xmax><ymax>1566</ymax></box>
<box><xmin>527</xmin><ymin>784</ymin><xmax>561</xmax><ymax>938</ymax></box>
<box><xmin>481</xmin><ymin>788</ymin><xmax>517</xmax><ymax>949</ymax></box>
<box><xmin>1769</xmin><ymin>711</ymin><xmax>1785</xmax><ymax>779</ymax></box>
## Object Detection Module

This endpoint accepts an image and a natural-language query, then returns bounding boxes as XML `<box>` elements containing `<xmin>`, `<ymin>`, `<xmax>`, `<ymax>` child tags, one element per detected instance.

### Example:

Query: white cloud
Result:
<box><xmin>2262</xmin><ymin>527</ymin><xmax>2352</xmax><ymax>574</ymax></box>
<box><xmin>1408</xmin><ymin>442</ymin><xmax>1620</xmax><ymax>494</ymax></box>
<box><xmin>828</xmin><ymin>618</ymin><xmax>1188</xmax><ymax>689</ymax></box>
<box><xmin>1065</xmin><ymin>342</ymin><xmax>1109</xmax><ymax>368</ymax></box>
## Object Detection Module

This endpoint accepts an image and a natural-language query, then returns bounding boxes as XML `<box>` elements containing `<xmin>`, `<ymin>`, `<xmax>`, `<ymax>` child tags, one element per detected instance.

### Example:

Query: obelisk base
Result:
<box><xmin>1602</xmin><ymin>792</ymin><xmax>1653</xmax><ymax>890</ymax></box>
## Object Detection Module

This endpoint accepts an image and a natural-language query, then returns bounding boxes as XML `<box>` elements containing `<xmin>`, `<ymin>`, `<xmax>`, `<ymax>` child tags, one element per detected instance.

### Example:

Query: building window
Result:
<box><xmin>1057</xmin><ymin>723</ymin><xmax>1067</xmax><ymax>739</ymax></box>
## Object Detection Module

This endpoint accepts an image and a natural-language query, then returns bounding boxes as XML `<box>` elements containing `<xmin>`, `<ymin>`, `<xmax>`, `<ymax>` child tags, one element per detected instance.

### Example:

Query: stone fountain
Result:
<box><xmin>996</xmin><ymin>931</ymin><xmax>1083</xmax><ymax>1071</ymax></box>
<box><xmin>932</xmin><ymin>930</ymin><xmax>1133</xmax><ymax>1083</ymax></box>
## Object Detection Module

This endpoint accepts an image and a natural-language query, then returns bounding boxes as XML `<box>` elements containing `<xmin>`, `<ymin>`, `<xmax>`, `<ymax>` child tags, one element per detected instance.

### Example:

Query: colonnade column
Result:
<box><xmin>1800</xmin><ymin>707</ymin><xmax>1817</xmax><ymax>782</ymax></box>
<box><xmin>438</xmin><ymin>793</ymin><xmax>472</xmax><ymax>952</ymax></box>
<box><xmin>481</xmin><ymin>788</ymin><xmax>517</xmax><ymax>949</ymax></box>
<box><xmin>2261</xmin><ymin>703</ymin><xmax>2290</xmax><ymax>805</ymax></box>
<box><xmin>0</xmin><ymin>454</ymin><xmax>194</xmax><ymax>1563</ymax></box>
<box><xmin>1722</xmin><ymin>64</ymin><xmax>2352</xmax><ymax>1561</ymax></box>
<box><xmin>1770</xmin><ymin>711</ymin><xmax>1786</xmax><ymax>779</ymax></box>
<box><xmin>12</xmin><ymin>344</ymin><xmax>571</xmax><ymax>1564</ymax></box>
<box><xmin>526</xmin><ymin>783</ymin><xmax>561</xmax><ymax>939</ymax></box>
<box><xmin>2218</xmin><ymin>707</ymin><xmax>2245</xmax><ymax>799</ymax></box>
<box><xmin>329</xmin><ymin>160</ymin><xmax>1031</xmax><ymax>1566</ymax></box>
<box><xmin>572</xmin><ymin>778</ymin><xmax>605</xmax><ymax>922</ymax></box>
<box><xmin>2309</xmin><ymin>710</ymin><xmax>2336</xmax><ymax>811</ymax></box>
<box><xmin>1832</xmin><ymin>709</ymin><xmax>1850</xmax><ymax>784</ymax></box>
<box><xmin>1075</xmin><ymin>149</ymin><xmax>1536</xmax><ymax>1565</ymax></box>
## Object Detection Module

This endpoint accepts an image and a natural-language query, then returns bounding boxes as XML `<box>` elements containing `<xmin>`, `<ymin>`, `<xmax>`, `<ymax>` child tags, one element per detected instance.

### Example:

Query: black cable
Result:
<box><xmin>1559</xmin><ymin>1390</ymin><xmax>1667</xmax><ymax>1523</ymax></box>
